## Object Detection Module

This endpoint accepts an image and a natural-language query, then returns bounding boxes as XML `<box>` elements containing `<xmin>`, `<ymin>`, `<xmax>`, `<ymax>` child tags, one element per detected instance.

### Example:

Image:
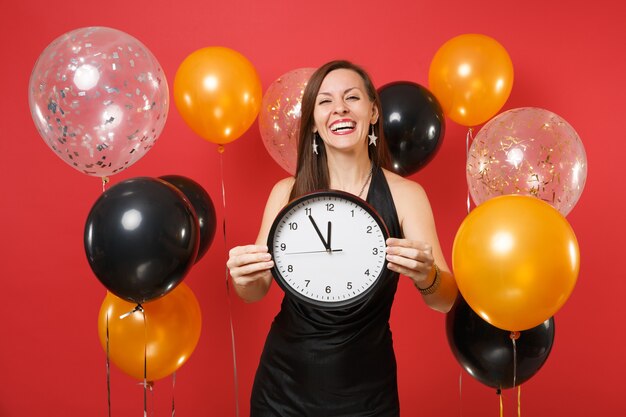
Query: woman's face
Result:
<box><xmin>313</xmin><ymin>68</ymin><xmax>378</xmax><ymax>153</ymax></box>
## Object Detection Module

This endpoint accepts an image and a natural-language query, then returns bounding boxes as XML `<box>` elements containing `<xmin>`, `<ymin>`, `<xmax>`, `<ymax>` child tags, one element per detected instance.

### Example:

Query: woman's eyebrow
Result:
<box><xmin>317</xmin><ymin>87</ymin><xmax>360</xmax><ymax>96</ymax></box>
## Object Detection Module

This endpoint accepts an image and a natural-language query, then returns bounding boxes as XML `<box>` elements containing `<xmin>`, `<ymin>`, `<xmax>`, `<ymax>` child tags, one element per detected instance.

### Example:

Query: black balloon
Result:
<box><xmin>446</xmin><ymin>296</ymin><xmax>555</xmax><ymax>389</ymax></box>
<box><xmin>378</xmin><ymin>82</ymin><xmax>445</xmax><ymax>176</ymax></box>
<box><xmin>160</xmin><ymin>175</ymin><xmax>216</xmax><ymax>263</ymax></box>
<box><xmin>84</xmin><ymin>177</ymin><xmax>199</xmax><ymax>304</ymax></box>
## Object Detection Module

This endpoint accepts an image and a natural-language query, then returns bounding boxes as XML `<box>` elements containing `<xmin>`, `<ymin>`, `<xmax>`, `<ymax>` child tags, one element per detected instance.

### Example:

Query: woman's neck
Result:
<box><xmin>326</xmin><ymin>149</ymin><xmax>372</xmax><ymax>196</ymax></box>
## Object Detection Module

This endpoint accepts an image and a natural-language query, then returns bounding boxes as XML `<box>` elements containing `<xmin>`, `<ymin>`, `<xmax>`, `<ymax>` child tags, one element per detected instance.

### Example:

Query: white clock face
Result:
<box><xmin>268</xmin><ymin>191</ymin><xmax>388</xmax><ymax>308</ymax></box>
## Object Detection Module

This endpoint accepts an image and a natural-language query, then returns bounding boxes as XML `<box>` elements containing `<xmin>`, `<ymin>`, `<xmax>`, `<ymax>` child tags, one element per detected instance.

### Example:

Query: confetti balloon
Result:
<box><xmin>467</xmin><ymin>107</ymin><xmax>587</xmax><ymax>216</ymax></box>
<box><xmin>29</xmin><ymin>27</ymin><xmax>169</xmax><ymax>177</ymax></box>
<box><xmin>258</xmin><ymin>68</ymin><xmax>315</xmax><ymax>175</ymax></box>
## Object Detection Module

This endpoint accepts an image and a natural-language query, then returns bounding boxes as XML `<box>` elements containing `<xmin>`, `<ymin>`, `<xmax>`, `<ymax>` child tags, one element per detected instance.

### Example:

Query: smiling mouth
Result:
<box><xmin>330</xmin><ymin>121</ymin><xmax>356</xmax><ymax>133</ymax></box>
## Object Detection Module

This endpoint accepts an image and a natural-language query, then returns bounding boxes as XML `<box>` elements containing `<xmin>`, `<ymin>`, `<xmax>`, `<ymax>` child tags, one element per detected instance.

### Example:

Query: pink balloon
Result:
<box><xmin>258</xmin><ymin>68</ymin><xmax>315</xmax><ymax>175</ymax></box>
<box><xmin>467</xmin><ymin>107</ymin><xmax>587</xmax><ymax>216</ymax></box>
<box><xmin>29</xmin><ymin>27</ymin><xmax>169</xmax><ymax>177</ymax></box>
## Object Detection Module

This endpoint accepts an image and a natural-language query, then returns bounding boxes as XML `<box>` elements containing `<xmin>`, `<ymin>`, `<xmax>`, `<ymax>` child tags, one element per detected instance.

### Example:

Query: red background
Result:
<box><xmin>1</xmin><ymin>0</ymin><xmax>624</xmax><ymax>416</ymax></box>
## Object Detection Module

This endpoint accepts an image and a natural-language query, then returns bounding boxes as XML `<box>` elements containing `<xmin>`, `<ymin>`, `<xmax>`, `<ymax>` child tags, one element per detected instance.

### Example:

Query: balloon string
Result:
<box><xmin>499</xmin><ymin>389</ymin><xmax>504</xmax><ymax>417</ymax></box>
<box><xmin>150</xmin><ymin>381</ymin><xmax>155</xmax><ymax>417</ymax></box>
<box><xmin>513</xmin><ymin>337</ymin><xmax>517</xmax><ymax>388</ymax></box>
<box><xmin>465</xmin><ymin>128</ymin><xmax>473</xmax><ymax>214</ymax></box>
<box><xmin>510</xmin><ymin>331</ymin><xmax>520</xmax><ymax>388</ymax></box>
<box><xmin>119</xmin><ymin>303</ymin><xmax>143</xmax><ymax>320</ymax></box>
<box><xmin>171</xmin><ymin>372</ymin><xmax>176</xmax><ymax>417</ymax></box>
<box><xmin>102</xmin><ymin>176</ymin><xmax>110</xmax><ymax>193</ymax></box>
<box><xmin>142</xmin><ymin>306</ymin><xmax>148</xmax><ymax>417</ymax></box>
<box><xmin>106</xmin><ymin>311</ymin><xmax>112</xmax><ymax>417</ymax></box>
<box><xmin>118</xmin><ymin>305</ymin><xmax>152</xmax><ymax>415</ymax></box>
<box><xmin>219</xmin><ymin>149</ymin><xmax>240</xmax><ymax>417</ymax></box>
<box><xmin>458</xmin><ymin>370</ymin><xmax>463</xmax><ymax>417</ymax></box>
<box><xmin>517</xmin><ymin>385</ymin><xmax>521</xmax><ymax>417</ymax></box>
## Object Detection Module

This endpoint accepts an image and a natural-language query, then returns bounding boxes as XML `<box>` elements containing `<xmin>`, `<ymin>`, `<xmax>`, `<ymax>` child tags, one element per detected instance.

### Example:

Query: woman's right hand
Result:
<box><xmin>227</xmin><ymin>245</ymin><xmax>274</xmax><ymax>301</ymax></box>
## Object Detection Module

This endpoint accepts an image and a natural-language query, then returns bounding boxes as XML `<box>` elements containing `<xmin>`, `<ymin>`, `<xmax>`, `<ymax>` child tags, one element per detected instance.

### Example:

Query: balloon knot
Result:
<box><xmin>119</xmin><ymin>303</ymin><xmax>144</xmax><ymax>319</ymax></box>
<box><xmin>138</xmin><ymin>380</ymin><xmax>154</xmax><ymax>390</ymax></box>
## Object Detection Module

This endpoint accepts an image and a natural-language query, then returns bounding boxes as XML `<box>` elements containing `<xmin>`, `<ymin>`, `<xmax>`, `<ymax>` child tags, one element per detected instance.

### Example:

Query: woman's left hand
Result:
<box><xmin>385</xmin><ymin>237</ymin><xmax>435</xmax><ymax>288</ymax></box>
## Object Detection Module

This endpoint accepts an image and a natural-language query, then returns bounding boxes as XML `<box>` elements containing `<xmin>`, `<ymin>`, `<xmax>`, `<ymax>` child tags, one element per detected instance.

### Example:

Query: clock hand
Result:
<box><xmin>308</xmin><ymin>215</ymin><xmax>330</xmax><ymax>250</ymax></box>
<box><xmin>327</xmin><ymin>221</ymin><xmax>332</xmax><ymax>252</ymax></box>
<box><xmin>285</xmin><ymin>249</ymin><xmax>343</xmax><ymax>255</ymax></box>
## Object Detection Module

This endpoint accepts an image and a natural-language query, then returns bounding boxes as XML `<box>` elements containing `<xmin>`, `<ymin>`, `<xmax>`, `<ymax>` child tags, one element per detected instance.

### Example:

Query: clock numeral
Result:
<box><xmin>305</xmin><ymin>207</ymin><xmax>312</xmax><ymax>216</ymax></box>
<box><xmin>366</xmin><ymin>225</ymin><xmax>372</xmax><ymax>234</ymax></box>
<box><xmin>325</xmin><ymin>203</ymin><xmax>334</xmax><ymax>211</ymax></box>
<box><xmin>289</xmin><ymin>222</ymin><xmax>298</xmax><ymax>230</ymax></box>
<box><xmin>372</xmin><ymin>248</ymin><xmax>379</xmax><ymax>255</ymax></box>
<box><xmin>305</xmin><ymin>280</ymin><xmax>310</xmax><ymax>287</ymax></box>
<box><xmin>350</xmin><ymin>209</ymin><xmax>355</xmax><ymax>217</ymax></box>
<box><xmin>364</xmin><ymin>269</ymin><xmax>370</xmax><ymax>276</ymax></box>
<box><xmin>347</xmin><ymin>282</ymin><xmax>353</xmax><ymax>290</ymax></box>
<box><xmin>287</xmin><ymin>265</ymin><xmax>294</xmax><ymax>272</ymax></box>
<box><xmin>280</xmin><ymin>243</ymin><xmax>286</xmax><ymax>251</ymax></box>
<box><xmin>325</xmin><ymin>286</ymin><xmax>332</xmax><ymax>294</ymax></box>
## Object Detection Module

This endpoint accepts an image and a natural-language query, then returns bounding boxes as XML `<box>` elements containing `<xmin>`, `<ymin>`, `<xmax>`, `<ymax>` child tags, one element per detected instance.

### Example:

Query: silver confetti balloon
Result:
<box><xmin>29</xmin><ymin>26</ymin><xmax>169</xmax><ymax>177</ymax></box>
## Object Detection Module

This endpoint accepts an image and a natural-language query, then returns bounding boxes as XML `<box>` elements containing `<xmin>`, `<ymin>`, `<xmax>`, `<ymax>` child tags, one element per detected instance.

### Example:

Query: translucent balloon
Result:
<box><xmin>29</xmin><ymin>27</ymin><xmax>169</xmax><ymax>177</ymax></box>
<box><xmin>258</xmin><ymin>68</ymin><xmax>315</xmax><ymax>174</ymax></box>
<box><xmin>467</xmin><ymin>107</ymin><xmax>587</xmax><ymax>216</ymax></box>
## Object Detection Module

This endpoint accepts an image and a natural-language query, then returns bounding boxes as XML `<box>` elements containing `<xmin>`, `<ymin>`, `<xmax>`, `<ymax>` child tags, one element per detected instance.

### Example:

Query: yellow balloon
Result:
<box><xmin>429</xmin><ymin>34</ymin><xmax>514</xmax><ymax>127</ymax></box>
<box><xmin>97</xmin><ymin>283</ymin><xmax>202</xmax><ymax>381</ymax></box>
<box><xmin>174</xmin><ymin>47</ymin><xmax>262</xmax><ymax>145</ymax></box>
<box><xmin>452</xmin><ymin>196</ymin><xmax>579</xmax><ymax>331</ymax></box>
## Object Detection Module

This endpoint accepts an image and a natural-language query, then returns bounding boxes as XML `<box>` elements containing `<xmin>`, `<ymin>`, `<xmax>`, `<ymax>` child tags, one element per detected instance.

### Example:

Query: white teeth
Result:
<box><xmin>331</xmin><ymin>121</ymin><xmax>356</xmax><ymax>132</ymax></box>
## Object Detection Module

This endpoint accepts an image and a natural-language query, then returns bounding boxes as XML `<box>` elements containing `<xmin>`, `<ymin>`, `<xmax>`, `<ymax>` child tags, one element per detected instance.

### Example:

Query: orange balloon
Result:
<box><xmin>97</xmin><ymin>283</ymin><xmax>202</xmax><ymax>381</ymax></box>
<box><xmin>429</xmin><ymin>34</ymin><xmax>514</xmax><ymax>127</ymax></box>
<box><xmin>173</xmin><ymin>47</ymin><xmax>262</xmax><ymax>145</ymax></box>
<box><xmin>452</xmin><ymin>196</ymin><xmax>579</xmax><ymax>331</ymax></box>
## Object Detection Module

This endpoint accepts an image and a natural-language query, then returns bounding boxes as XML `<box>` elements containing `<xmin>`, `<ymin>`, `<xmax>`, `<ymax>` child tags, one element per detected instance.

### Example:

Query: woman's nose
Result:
<box><xmin>333</xmin><ymin>101</ymin><xmax>348</xmax><ymax>114</ymax></box>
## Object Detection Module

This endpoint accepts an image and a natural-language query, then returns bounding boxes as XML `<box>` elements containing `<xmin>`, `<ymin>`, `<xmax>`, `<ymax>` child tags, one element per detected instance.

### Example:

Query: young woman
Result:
<box><xmin>227</xmin><ymin>60</ymin><xmax>458</xmax><ymax>416</ymax></box>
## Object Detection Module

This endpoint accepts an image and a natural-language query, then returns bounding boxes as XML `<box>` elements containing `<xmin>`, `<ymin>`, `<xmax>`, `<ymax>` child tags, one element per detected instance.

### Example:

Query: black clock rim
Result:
<box><xmin>267</xmin><ymin>189</ymin><xmax>390</xmax><ymax>310</ymax></box>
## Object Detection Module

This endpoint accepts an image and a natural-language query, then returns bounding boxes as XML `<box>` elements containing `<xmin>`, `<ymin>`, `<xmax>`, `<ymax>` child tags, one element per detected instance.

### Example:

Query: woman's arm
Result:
<box><xmin>227</xmin><ymin>177</ymin><xmax>294</xmax><ymax>302</ymax></box>
<box><xmin>384</xmin><ymin>171</ymin><xmax>458</xmax><ymax>313</ymax></box>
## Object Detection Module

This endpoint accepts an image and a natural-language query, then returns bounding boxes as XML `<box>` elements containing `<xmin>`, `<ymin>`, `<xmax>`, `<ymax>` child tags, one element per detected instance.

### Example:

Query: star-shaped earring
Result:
<box><xmin>368</xmin><ymin>125</ymin><xmax>378</xmax><ymax>147</ymax></box>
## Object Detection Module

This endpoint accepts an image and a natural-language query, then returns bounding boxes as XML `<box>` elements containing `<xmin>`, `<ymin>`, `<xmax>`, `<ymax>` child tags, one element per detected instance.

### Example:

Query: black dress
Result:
<box><xmin>251</xmin><ymin>166</ymin><xmax>402</xmax><ymax>417</ymax></box>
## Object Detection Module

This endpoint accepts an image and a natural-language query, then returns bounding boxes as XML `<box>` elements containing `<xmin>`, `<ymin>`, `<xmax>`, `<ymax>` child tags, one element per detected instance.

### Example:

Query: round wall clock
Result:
<box><xmin>267</xmin><ymin>190</ymin><xmax>389</xmax><ymax>309</ymax></box>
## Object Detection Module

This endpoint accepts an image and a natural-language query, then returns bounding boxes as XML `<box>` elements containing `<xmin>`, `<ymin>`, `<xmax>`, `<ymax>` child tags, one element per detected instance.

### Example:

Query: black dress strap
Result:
<box><xmin>366</xmin><ymin>165</ymin><xmax>402</xmax><ymax>240</ymax></box>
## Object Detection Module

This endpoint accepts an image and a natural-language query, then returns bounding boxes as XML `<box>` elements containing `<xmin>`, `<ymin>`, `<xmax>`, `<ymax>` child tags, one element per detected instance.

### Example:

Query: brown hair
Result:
<box><xmin>289</xmin><ymin>60</ymin><xmax>389</xmax><ymax>200</ymax></box>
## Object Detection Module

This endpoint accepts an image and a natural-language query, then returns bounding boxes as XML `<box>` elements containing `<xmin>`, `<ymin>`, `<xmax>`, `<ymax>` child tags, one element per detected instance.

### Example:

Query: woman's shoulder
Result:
<box><xmin>267</xmin><ymin>176</ymin><xmax>296</xmax><ymax>206</ymax></box>
<box><xmin>272</xmin><ymin>176</ymin><xmax>295</xmax><ymax>194</ymax></box>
